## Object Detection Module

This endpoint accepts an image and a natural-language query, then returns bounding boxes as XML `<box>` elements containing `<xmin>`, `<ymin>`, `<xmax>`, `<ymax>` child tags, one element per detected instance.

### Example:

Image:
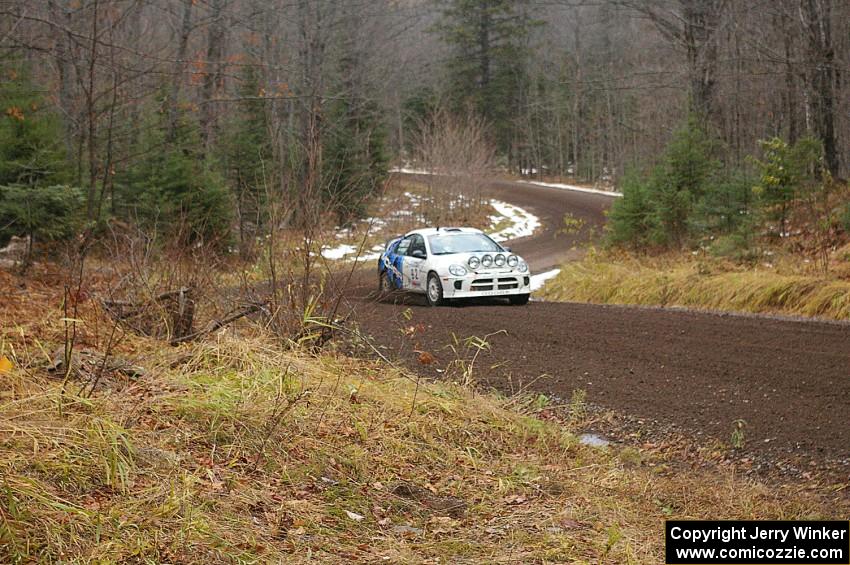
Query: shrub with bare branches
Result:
<box><xmin>412</xmin><ymin>109</ymin><xmax>496</xmax><ymax>226</ymax></box>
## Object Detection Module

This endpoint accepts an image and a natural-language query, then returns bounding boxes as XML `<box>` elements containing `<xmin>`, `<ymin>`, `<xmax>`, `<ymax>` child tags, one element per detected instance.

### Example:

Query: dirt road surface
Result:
<box><xmin>350</xmin><ymin>174</ymin><xmax>850</xmax><ymax>479</ymax></box>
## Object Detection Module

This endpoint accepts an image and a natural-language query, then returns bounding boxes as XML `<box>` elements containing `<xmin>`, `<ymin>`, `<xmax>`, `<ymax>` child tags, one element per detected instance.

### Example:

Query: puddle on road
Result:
<box><xmin>578</xmin><ymin>433</ymin><xmax>610</xmax><ymax>447</ymax></box>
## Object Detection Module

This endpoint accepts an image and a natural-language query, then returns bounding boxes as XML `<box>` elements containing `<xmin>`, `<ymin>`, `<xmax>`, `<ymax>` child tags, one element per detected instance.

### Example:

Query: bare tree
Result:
<box><xmin>798</xmin><ymin>0</ymin><xmax>839</xmax><ymax>175</ymax></box>
<box><xmin>413</xmin><ymin>108</ymin><xmax>495</xmax><ymax>223</ymax></box>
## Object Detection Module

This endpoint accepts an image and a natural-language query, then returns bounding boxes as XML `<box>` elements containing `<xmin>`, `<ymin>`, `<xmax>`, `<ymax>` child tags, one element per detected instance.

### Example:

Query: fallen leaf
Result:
<box><xmin>345</xmin><ymin>510</ymin><xmax>365</xmax><ymax>522</ymax></box>
<box><xmin>0</xmin><ymin>356</ymin><xmax>13</xmax><ymax>374</ymax></box>
<box><xmin>417</xmin><ymin>351</ymin><xmax>435</xmax><ymax>365</ymax></box>
<box><xmin>393</xmin><ymin>524</ymin><xmax>423</xmax><ymax>536</ymax></box>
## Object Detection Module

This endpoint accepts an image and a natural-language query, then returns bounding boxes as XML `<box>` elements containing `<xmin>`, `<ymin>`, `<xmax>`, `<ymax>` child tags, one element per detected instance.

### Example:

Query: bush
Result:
<box><xmin>0</xmin><ymin>184</ymin><xmax>83</xmax><ymax>246</ymax></box>
<box><xmin>841</xmin><ymin>203</ymin><xmax>850</xmax><ymax>233</ymax></box>
<box><xmin>708</xmin><ymin>234</ymin><xmax>755</xmax><ymax>262</ymax></box>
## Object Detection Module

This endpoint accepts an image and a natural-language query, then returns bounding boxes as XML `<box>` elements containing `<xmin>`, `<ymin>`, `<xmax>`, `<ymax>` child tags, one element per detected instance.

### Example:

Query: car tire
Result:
<box><xmin>425</xmin><ymin>272</ymin><xmax>444</xmax><ymax>307</ymax></box>
<box><xmin>377</xmin><ymin>270</ymin><xmax>392</xmax><ymax>300</ymax></box>
<box><xmin>509</xmin><ymin>293</ymin><xmax>530</xmax><ymax>305</ymax></box>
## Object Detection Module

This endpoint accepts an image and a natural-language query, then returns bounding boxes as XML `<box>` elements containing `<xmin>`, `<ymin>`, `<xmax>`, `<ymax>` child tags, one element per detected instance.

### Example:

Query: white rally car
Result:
<box><xmin>377</xmin><ymin>227</ymin><xmax>531</xmax><ymax>306</ymax></box>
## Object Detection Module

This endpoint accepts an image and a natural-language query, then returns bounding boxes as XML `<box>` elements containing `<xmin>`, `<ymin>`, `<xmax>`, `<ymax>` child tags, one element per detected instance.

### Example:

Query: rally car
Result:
<box><xmin>377</xmin><ymin>227</ymin><xmax>531</xmax><ymax>306</ymax></box>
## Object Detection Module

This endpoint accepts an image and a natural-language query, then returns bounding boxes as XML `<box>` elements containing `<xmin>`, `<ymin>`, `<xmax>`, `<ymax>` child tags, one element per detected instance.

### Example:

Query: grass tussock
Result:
<box><xmin>1</xmin><ymin>268</ymin><xmax>845</xmax><ymax>563</ymax></box>
<box><xmin>543</xmin><ymin>253</ymin><xmax>850</xmax><ymax>320</ymax></box>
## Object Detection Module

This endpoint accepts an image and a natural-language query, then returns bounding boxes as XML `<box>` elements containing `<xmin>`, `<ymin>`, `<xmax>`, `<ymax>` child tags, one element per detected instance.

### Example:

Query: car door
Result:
<box><xmin>404</xmin><ymin>234</ymin><xmax>427</xmax><ymax>292</ymax></box>
<box><xmin>385</xmin><ymin>235</ymin><xmax>411</xmax><ymax>289</ymax></box>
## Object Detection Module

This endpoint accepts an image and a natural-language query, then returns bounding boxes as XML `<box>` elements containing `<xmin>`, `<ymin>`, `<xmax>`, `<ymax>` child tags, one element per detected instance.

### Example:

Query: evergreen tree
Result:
<box><xmin>0</xmin><ymin>184</ymin><xmax>83</xmax><ymax>248</ymax></box>
<box><xmin>691</xmin><ymin>172</ymin><xmax>754</xmax><ymax>243</ymax></box>
<box><xmin>0</xmin><ymin>64</ymin><xmax>79</xmax><ymax>248</ymax></box>
<box><xmin>751</xmin><ymin>137</ymin><xmax>822</xmax><ymax>237</ymax></box>
<box><xmin>322</xmin><ymin>25</ymin><xmax>389</xmax><ymax>224</ymax></box>
<box><xmin>115</xmin><ymin>100</ymin><xmax>232</xmax><ymax>247</ymax></box>
<box><xmin>220</xmin><ymin>65</ymin><xmax>273</xmax><ymax>253</ymax></box>
<box><xmin>0</xmin><ymin>67</ymin><xmax>68</xmax><ymax>188</ymax></box>
<box><xmin>650</xmin><ymin>117</ymin><xmax>720</xmax><ymax>245</ymax></box>
<box><xmin>607</xmin><ymin>116</ymin><xmax>722</xmax><ymax>248</ymax></box>
<box><xmin>323</xmin><ymin>96</ymin><xmax>388</xmax><ymax>223</ymax></box>
<box><xmin>436</xmin><ymin>0</ymin><xmax>537</xmax><ymax>165</ymax></box>
<box><xmin>606</xmin><ymin>171</ymin><xmax>654</xmax><ymax>249</ymax></box>
<box><xmin>401</xmin><ymin>87</ymin><xmax>439</xmax><ymax>156</ymax></box>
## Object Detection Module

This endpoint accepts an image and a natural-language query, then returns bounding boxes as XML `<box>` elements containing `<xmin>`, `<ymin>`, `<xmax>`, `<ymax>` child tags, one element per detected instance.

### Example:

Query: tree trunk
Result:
<box><xmin>168</xmin><ymin>0</ymin><xmax>193</xmax><ymax>142</ymax></box>
<box><xmin>682</xmin><ymin>0</ymin><xmax>720</xmax><ymax>123</ymax></box>
<box><xmin>297</xmin><ymin>0</ymin><xmax>326</xmax><ymax>227</ymax></box>
<box><xmin>200</xmin><ymin>0</ymin><xmax>227</xmax><ymax>153</ymax></box>
<box><xmin>49</xmin><ymin>0</ymin><xmax>75</xmax><ymax>163</ymax></box>
<box><xmin>800</xmin><ymin>0</ymin><xmax>839</xmax><ymax>175</ymax></box>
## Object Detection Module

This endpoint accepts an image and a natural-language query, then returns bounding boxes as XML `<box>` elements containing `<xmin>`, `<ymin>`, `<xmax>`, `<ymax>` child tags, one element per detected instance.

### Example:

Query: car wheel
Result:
<box><xmin>425</xmin><ymin>272</ymin><xmax>443</xmax><ymax>307</ymax></box>
<box><xmin>377</xmin><ymin>270</ymin><xmax>391</xmax><ymax>300</ymax></box>
<box><xmin>509</xmin><ymin>293</ymin><xmax>530</xmax><ymax>305</ymax></box>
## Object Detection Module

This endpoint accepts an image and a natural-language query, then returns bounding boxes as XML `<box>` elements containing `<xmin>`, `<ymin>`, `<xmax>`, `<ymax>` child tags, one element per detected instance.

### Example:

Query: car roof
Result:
<box><xmin>404</xmin><ymin>227</ymin><xmax>484</xmax><ymax>237</ymax></box>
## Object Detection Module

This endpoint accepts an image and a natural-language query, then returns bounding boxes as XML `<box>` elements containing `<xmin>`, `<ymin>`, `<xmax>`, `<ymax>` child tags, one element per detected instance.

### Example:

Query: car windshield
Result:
<box><xmin>428</xmin><ymin>233</ymin><xmax>502</xmax><ymax>255</ymax></box>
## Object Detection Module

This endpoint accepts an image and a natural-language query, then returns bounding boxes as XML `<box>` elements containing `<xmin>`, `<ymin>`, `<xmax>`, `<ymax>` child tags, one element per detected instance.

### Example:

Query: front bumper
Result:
<box><xmin>440</xmin><ymin>271</ymin><xmax>531</xmax><ymax>298</ymax></box>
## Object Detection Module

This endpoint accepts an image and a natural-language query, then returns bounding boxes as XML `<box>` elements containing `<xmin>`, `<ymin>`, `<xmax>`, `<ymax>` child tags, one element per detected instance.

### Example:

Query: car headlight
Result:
<box><xmin>507</xmin><ymin>254</ymin><xmax>519</xmax><ymax>267</ymax></box>
<box><xmin>481</xmin><ymin>254</ymin><xmax>493</xmax><ymax>268</ymax></box>
<box><xmin>517</xmin><ymin>261</ymin><xmax>528</xmax><ymax>273</ymax></box>
<box><xmin>468</xmin><ymin>256</ymin><xmax>481</xmax><ymax>269</ymax></box>
<box><xmin>494</xmin><ymin>253</ymin><xmax>506</xmax><ymax>267</ymax></box>
<box><xmin>448</xmin><ymin>264</ymin><xmax>467</xmax><ymax>276</ymax></box>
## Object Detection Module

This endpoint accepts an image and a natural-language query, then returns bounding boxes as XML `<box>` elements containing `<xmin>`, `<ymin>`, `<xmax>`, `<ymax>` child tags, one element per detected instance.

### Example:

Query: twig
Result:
<box><xmin>169</xmin><ymin>302</ymin><xmax>265</xmax><ymax>345</ymax></box>
<box><xmin>249</xmin><ymin>365</ymin><xmax>306</xmax><ymax>473</ymax></box>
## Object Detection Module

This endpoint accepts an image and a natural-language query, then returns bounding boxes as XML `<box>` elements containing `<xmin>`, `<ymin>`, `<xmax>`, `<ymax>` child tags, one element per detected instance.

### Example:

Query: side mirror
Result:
<box><xmin>503</xmin><ymin>246</ymin><xmax>512</xmax><ymax>252</ymax></box>
<box><xmin>411</xmin><ymin>249</ymin><xmax>426</xmax><ymax>259</ymax></box>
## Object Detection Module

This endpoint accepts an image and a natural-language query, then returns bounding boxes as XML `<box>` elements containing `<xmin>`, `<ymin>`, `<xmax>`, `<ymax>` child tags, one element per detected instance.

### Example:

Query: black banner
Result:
<box><xmin>666</xmin><ymin>520</ymin><xmax>849</xmax><ymax>564</ymax></box>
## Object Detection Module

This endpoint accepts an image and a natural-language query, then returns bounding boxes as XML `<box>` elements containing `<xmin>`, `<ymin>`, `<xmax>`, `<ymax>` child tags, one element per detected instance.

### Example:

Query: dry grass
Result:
<box><xmin>542</xmin><ymin>251</ymin><xmax>850</xmax><ymax>321</ymax></box>
<box><xmin>1</xmin><ymin>266</ymin><xmax>846</xmax><ymax>563</ymax></box>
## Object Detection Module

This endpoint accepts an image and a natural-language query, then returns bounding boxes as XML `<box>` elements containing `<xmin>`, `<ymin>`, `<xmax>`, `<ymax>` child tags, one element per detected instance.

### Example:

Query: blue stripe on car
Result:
<box><xmin>380</xmin><ymin>239</ymin><xmax>405</xmax><ymax>289</ymax></box>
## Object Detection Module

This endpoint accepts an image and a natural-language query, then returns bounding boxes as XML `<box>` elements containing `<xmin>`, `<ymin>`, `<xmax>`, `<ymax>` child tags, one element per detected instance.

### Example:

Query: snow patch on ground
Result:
<box><xmin>358</xmin><ymin>248</ymin><xmax>384</xmax><ymax>261</ymax></box>
<box><xmin>321</xmin><ymin>244</ymin><xmax>358</xmax><ymax>260</ymax></box>
<box><xmin>390</xmin><ymin>167</ymin><xmax>433</xmax><ymax>175</ymax></box>
<box><xmin>489</xmin><ymin>200</ymin><xmax>540</xmax><ymax>242</ymax></box>
<box><xmin>322</xmin><ymin>194</ymin><xmax>541</xmax><ymax>262</ymax></box>
<box><xmin>517</xmin><ymin>180</ymin><xmax>622</xmax><ymax>198</ymax></box>
<box><xmin>530</xmin><ymin>268</ymin><xmax>561</xmax><ymax>292</ymax></box>
<box><xmin>391</xmin><ymin>165</ymin><xmax>621</xmax><ymax>198</ymax></box>
<box><xmin>320</xmin><ymin>242</ymin><xmax>384</xmax><ymax>261</ymax></box>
